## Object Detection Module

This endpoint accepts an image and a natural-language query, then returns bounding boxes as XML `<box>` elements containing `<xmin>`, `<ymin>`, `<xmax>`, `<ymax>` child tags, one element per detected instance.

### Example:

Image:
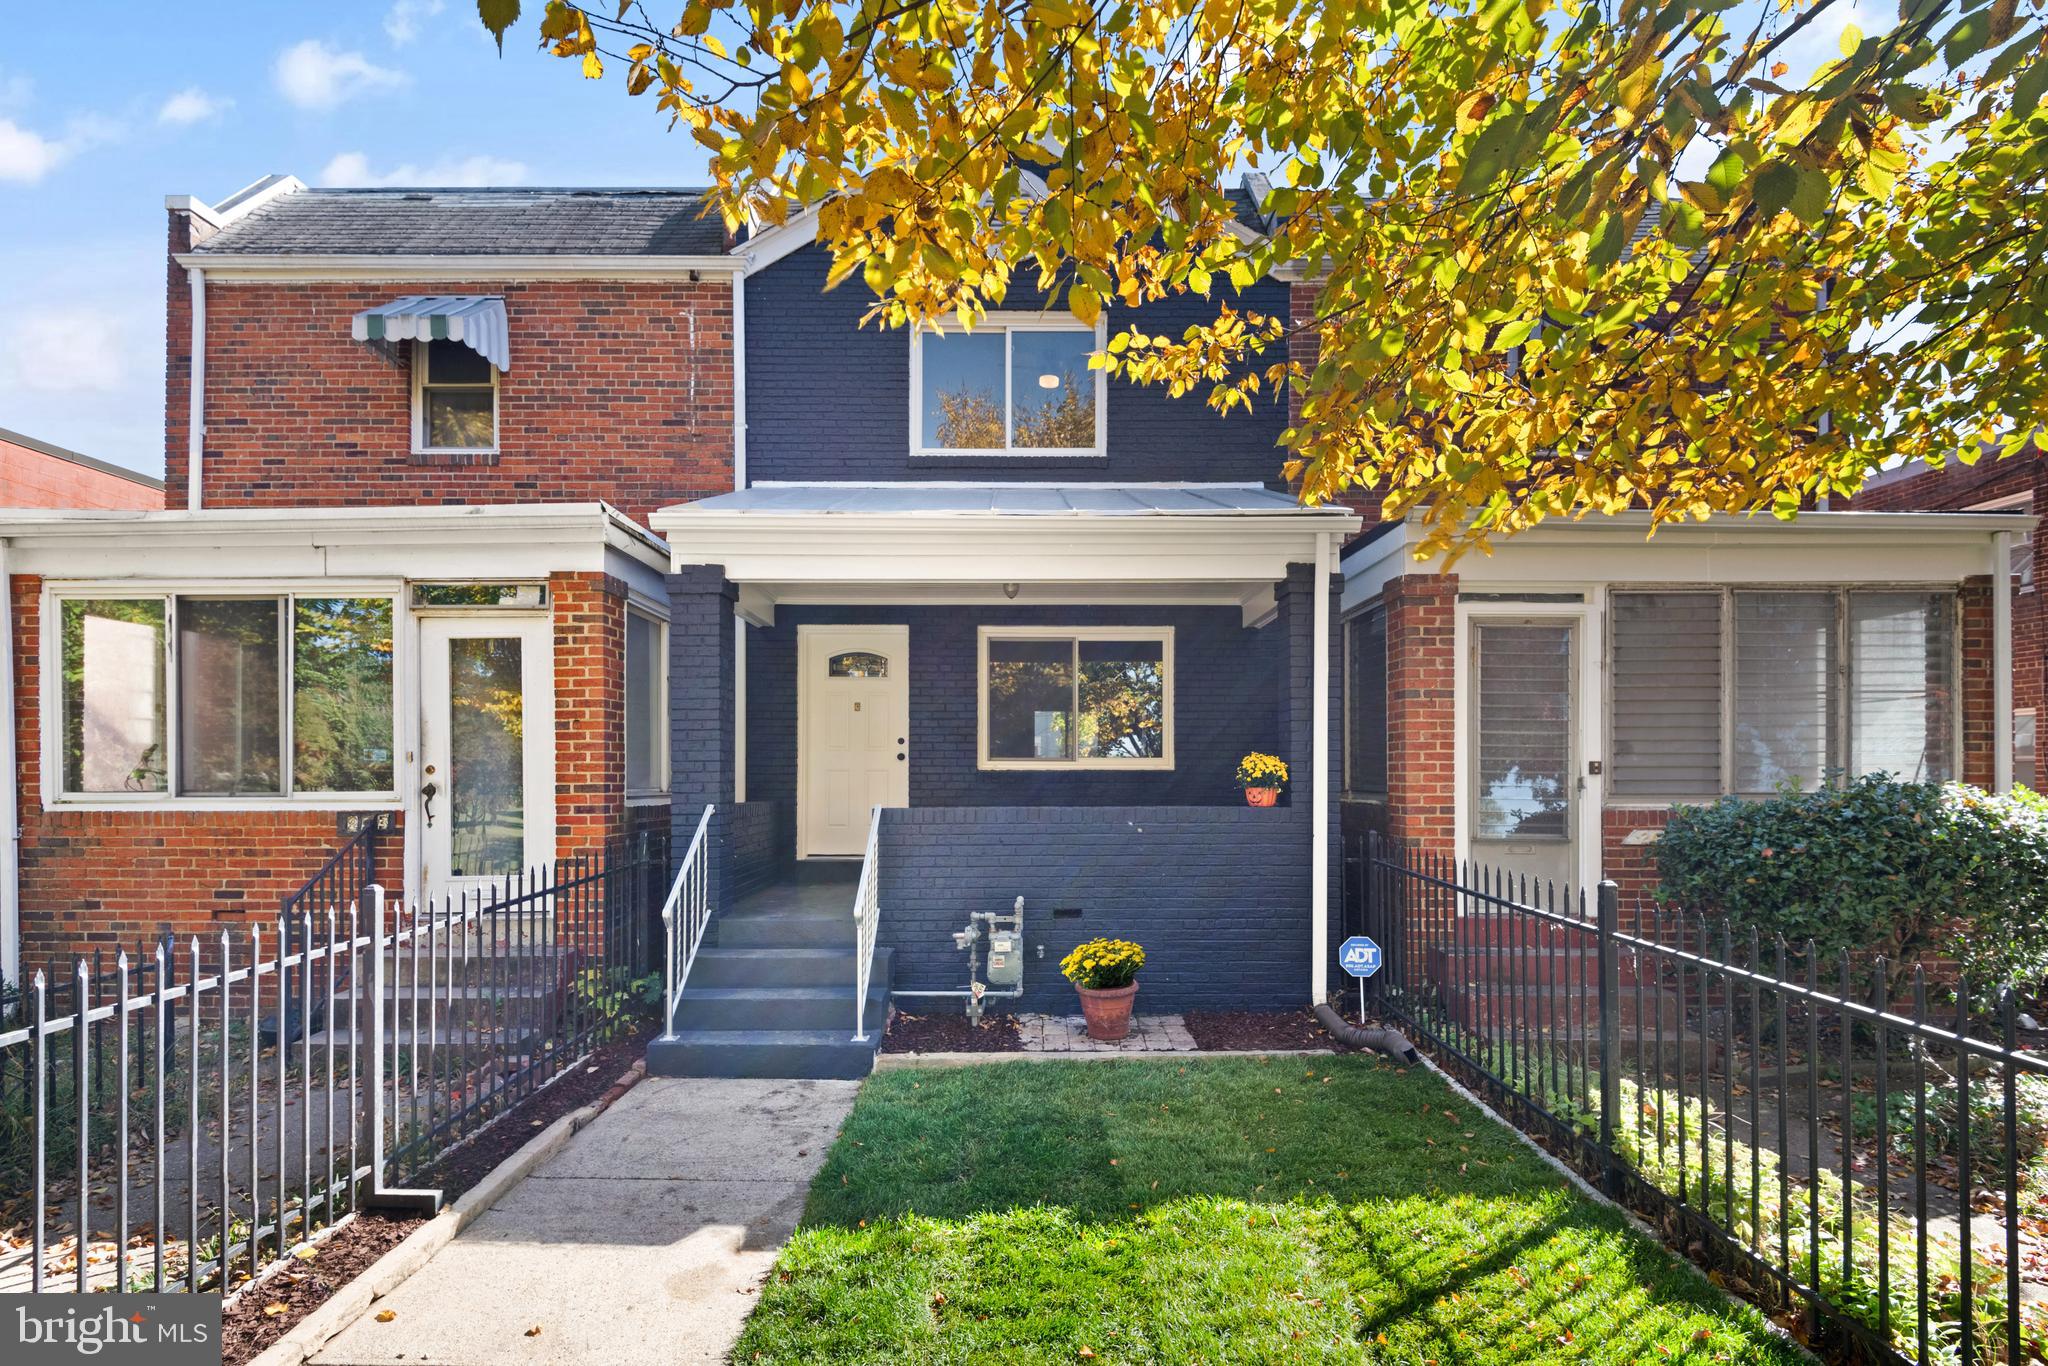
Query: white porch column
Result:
<box><xmin>734</xmin><ymin>614</ymin><xmax>748</xmax><ymax>804</ymax></box>
<box><xmin>1311</xmin><ymin>530</ymin><xmax>1332</xmax><ymax>1003</ymax></box>
<box><xmin>1994</xmin><ymin>530</ymin><xmax>2014</xmax><ymax>791</ymax></box>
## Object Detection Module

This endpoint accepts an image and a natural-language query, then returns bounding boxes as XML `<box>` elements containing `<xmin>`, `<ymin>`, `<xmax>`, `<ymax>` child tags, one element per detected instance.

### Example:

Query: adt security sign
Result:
<box><xmin>1338</xmin><ymin>936</ymin><xmax>1382</xmax><ymax>979</ymax></box>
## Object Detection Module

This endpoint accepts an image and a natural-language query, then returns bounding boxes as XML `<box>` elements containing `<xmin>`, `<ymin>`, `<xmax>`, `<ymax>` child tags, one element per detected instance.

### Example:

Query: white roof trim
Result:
<box><xmin>353</xmin><ymin>295</ymin><xmax>510</xmax><ymax>371</ymax></box>
<box><xmin>176</xmin><ymin>253</ymin><xmax>741</xmax><ymax>283</ymax></box>
<box><xmin>733</xmin><ymin>209</ymin><xmax>820</xmax><ymax>275</ymax></box>
<box><xmin>750</xmin><ymin>480</ymin><xmax>1272</xmax><ymax>490</ymax></box>
<box><xmin>166</xmin><ymin>174</ymin><xmax>305</xmax><ymax>231</ymax></box>
<box><xmin>0</xmin><ymin>501</ymin><xmax>669</xmax><ymax>577</ymax></box>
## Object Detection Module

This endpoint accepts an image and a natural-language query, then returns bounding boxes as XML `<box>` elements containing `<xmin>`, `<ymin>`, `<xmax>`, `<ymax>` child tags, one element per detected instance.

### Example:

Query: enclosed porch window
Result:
<box><xmin>56</xmin><ymin>592</ymin><xmax>397</xmax><ymax>801</ymax></box>
<box><xmin>978</xmin><ymin>627</ymin><xmax>1173</xmax><ymax>769</ymax></box>
<box><xmin>1609</xmin><ymin>587</ymin><xmax>1958</xmax><ymax>798</ymax></box>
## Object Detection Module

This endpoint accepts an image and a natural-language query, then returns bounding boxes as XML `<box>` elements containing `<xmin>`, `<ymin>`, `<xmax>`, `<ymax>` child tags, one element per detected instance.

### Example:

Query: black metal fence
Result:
<box><xmin>1350</xmin><ymin>830</ymin><xmax>2048</xmax><ymax>1366</ymax></box>
<box><xmin>0</xmin><ymin>833</ymin><xmax>666</xmax><ymax>1296</ymax></box>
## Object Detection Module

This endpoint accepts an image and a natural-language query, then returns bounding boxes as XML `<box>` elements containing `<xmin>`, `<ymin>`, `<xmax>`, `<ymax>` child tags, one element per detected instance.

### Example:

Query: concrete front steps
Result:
<box><xmin>646</xmin><ymin>871</ymin><xmax>891</xmax><ymax>1080</ymax></box>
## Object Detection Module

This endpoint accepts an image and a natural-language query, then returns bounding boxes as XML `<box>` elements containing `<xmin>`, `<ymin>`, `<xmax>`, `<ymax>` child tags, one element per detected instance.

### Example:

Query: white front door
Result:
<box><xmin>798</xmin><ymin>625</ymin><xmax>909</xmax><ymax>858</ymax></box>
<box><xmin>418</xmin><ymin>616</ymin><xmax>555</xmax><ymax>902</ymax></box>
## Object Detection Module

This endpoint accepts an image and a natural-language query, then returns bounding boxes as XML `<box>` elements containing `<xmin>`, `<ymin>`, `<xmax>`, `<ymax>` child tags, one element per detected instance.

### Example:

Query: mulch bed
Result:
<box><xmin>882</xmin><ymin>1010</ymin><xmax>1023</xmax><ymax>1053</ymax></box>
<box><xmin>219</xmin><ymin>1021</ymin><xmax>658</xmax><ymax>1366</ymax></box>
<box><xmin>1182</xmin><ymin>1008</ymin><xmax>1353</xmax><ymax>1053</ymax></box>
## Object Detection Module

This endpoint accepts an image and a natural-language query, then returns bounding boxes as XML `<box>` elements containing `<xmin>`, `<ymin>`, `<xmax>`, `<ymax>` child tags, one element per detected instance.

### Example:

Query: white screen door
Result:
<box><xmin>1469</xmin><ymin>618</ymin><xmax>1577</xmax><ymax>893</ymax></box>
<box><xmin>799</xmin><ymin>625</ymin><xmax>909</xmax><ymax>857</ymax></box>
<box><xmin>419</xmin><ymin>616</ymin><xmax>555</xmax><ymax>901</ymax></box>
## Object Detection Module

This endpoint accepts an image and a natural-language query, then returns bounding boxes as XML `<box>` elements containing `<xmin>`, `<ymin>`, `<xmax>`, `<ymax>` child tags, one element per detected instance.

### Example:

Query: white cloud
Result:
<box><xmin>384</xmin><ymin>0</ymin><xmax>446</xmax><ymax>45</ymax></box>
<box><xmin>0</xmin><ymin>71</ymin><xmax>33</xmax><ymax>110</ymax></box>
<box><xmin>158</xmin><ymin>87</ymin><xmax>232</xmax><ymax>127</ymax></box>
<box><xmin>319</xmin><ymin>151</ymin><xmax>529</xmax><ymax>187</ymax></box>
<box><xmin>0</xmin><ymin>307</ymin><xmax>127</xmax><ymax>395</ymax></box>
<box><xmin>0</xmin><ymin>114</ymin><xmax>119</xmax><ymax>184</ymax></box>
<box><xmin>273</xmin><ymin>39</ymin><xmax>407</xmax><ymax>110</ymax></box>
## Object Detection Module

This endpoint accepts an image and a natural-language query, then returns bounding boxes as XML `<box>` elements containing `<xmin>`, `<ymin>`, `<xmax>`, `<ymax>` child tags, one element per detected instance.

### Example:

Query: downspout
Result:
<box><xmin>731</xmin><ymin>270</ymin><xmax>747</xmax><ymax>490</ymax></box>
<box><xmin>1311</xmin><ymin>530</ymin><xmax>1332</xmax><ymax>1003</ymax></box>
<box><xmin>0</xmin><ymin>539</ymin><xmax>18</xmax><ymax>987</ymax></box>
<box><xmin>186</xmin><ymin>265</ymin><xmax>206</xmax><ymax>510</ymax></box>
<box><xmin>1994</xmin><ymin>530</ymin><xmax>2015</xmax><ymax>791</ymax></box>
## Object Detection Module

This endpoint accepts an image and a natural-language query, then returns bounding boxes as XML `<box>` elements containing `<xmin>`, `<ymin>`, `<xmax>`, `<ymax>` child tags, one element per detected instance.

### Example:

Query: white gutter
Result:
<box><xmin>173</xmin><ymin>253</ymin><xmax>741</xmax><ymax>283</ymax></box>
<box><xmin>1995</xmin><ymin>530</ymin><xmax>2015</xmax><ymax>790</ymax></box>
<box><xmin>187</xmin><ymin>266</ymin><xmax>205</xmax><ymax>510</ymax></box>
<box><xmin>1310</xmin><ymin>530</ymin><xmax>1332</xmax><ymax>1003</ymax></box>
<box><xmin>0</xmin><ymin>538</ymin><xmax>17</xmax><ymax>987</ymax></box>
<box><xmin>731</xmin><ymin>272</ymin><xmax>747</xmax><ymax>490</ymax></box>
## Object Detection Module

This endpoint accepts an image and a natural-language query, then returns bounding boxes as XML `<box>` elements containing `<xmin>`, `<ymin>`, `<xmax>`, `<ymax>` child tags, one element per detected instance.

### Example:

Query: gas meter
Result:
<box><xmin>985</xmin><ymin>928</ymin><xmax>1023</xmax><ymax>988</ymax></box>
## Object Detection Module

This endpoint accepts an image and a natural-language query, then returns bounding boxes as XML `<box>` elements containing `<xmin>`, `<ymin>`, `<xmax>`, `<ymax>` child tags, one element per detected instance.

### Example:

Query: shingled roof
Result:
<box><xmin>190</xmin><ymin>186</ymin><xmax>727</xmax><ymax>258</ymax></box>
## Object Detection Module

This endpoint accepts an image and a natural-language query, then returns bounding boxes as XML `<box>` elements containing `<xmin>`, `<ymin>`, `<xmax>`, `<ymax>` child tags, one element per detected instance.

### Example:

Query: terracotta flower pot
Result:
<box><xmin>1075</xmin><ymin>982</ymin><xmax>1139</xmax><ymax>1040</ymax></box>
<box><xmin>1244</xmin><ymin>786</ymin><xmax>1280</xmax><ymax>807</ymax></box>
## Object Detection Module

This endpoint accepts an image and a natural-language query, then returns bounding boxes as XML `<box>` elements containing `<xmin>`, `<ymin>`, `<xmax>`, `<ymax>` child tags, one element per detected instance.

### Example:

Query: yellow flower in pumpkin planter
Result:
<box><xmin>1060</xmin><ymin>938</ymin><xmax>1145</xmax><ymax>1041</ymax></box>
<box><xmin>1236</xmin><ymin>752</ymin><xmax>1288</xmax><ymax>807</ymax></box>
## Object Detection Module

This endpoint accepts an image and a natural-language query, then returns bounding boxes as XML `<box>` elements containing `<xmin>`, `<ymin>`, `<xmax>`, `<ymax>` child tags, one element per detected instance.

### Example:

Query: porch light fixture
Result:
<box><xmin>1036</xmin><ymin>372</ymin><xmax>1061</xmax><ymax>389</ymax></box>
<box><xmin>1003</xmin><ymin>582</ymin><xmax>1021</xmax><ymax>600</ymax></box>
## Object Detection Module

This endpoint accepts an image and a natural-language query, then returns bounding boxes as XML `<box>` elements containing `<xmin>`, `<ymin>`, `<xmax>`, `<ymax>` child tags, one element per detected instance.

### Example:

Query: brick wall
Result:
<box><xmin>742</xmin><ymin>603</ymin><xmax>1282</xmax><ymax>813</ymax></box>
<box><xmin>878</xmin><ymin>805</ymin><xmax>1310</xmax><ymax>1012</ymax></box>
<box><xmin>728</xmin><ymin>800</ymin><xmax>790</xmax><ymax>900</ymax></box>
<box><xmin>168</xmin><ymin>249</ymin><xmax>732</xmax><ymax>525</ymax></box>
<box><xmin>13</xmin><ymin>571</ymin><xmax>649</xmax><ymax>972</ymax></box>
<box><xmin>1962</xmin><ymin>573</ymin><xmax>1996</xmax><ymax>787</ymax></box>
<box><xmin>11</xmin><ymin>573</ymin><xmax>379</xmax><ymax>972</ymax></box>
<box><xmin>0</xmin><ymin>439</ymin><xmax>162</xmax><ymax>511</ymax></box>
<box><xmin>1382</xmin><ymin>572</ymin><xmax>1458</xmax><ymax>860</ymax></box>
<box><xmin>745</xmin><ymin>244</ymin><xmax>1291</xmax><ymax>483</ymax></box>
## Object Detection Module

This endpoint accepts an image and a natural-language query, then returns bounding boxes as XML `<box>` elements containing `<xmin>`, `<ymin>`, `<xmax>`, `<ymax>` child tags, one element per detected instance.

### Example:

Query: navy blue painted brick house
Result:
<box><xmin>648</xmin><ymin>220</ymin><xmax>1357</xmax><ymax>1076</ymax></box>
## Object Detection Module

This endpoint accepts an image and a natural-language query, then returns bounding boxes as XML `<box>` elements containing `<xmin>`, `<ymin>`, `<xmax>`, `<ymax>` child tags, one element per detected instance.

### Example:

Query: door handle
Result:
<box><xmin>422</xmin><ymin>780</ymin><xmax>439</xmax><ymax>827</ymax></box>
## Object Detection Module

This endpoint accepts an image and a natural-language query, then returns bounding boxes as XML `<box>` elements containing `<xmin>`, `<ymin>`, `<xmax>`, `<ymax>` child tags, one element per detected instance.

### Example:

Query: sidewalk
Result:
<box><xmin>312</xmin><ymin>1075</ymin><xmax>860</xmax><ymax>1366</ymax></box>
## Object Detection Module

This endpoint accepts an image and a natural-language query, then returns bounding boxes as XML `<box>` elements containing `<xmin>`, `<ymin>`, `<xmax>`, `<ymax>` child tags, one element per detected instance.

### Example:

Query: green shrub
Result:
<box><xmin>1655</xmin><ymin>775</ymin><xmax>2048</xmax><ymax>994</ymax></box>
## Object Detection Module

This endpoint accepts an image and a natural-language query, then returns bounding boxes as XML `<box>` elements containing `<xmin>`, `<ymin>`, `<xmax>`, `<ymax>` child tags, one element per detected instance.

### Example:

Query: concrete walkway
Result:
<box><xmin>313</xmin><ymin>1076</ymin><xmax>860</xmax><ymax>1366</ymax></box>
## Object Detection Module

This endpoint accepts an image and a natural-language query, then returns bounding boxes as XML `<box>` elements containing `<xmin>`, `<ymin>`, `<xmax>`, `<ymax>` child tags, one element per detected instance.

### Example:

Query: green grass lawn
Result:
<box><xmin>735</xmin><ymin>1055</ymin><xmax>1807</xmax><ymax>1364</ymax></box>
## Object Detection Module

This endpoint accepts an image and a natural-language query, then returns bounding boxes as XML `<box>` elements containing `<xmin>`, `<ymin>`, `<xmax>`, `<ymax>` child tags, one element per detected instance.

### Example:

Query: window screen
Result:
<box><xmin>1610</xmin><ymin>593</ymin><xmax>1723</xmax><ymax>797</ymax></box>
<box><xmin>1473</xmin><ymin>622</ymin><xmax>1572</xmax><ymax>838</ymax></box>
<box><xmin>1733</xmin><ymin>592</ymin><xmax>1835</xmax><ymax>794</ymax></box>
<box><xmin>1849</xmin><ymin>591</ymin><xmax>1956</xmax><ymax>782</ymax></box>
<box><xmin>1347</xmin><ymin>607</ymin><xmax>1388</xmax><ymax>794</ymax></box>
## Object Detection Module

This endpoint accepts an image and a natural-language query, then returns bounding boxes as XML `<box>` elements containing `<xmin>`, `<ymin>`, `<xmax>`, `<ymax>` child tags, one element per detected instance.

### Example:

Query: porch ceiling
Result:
<box><xmin>652</xmin><ymin>482</ymin><xmax>1359</xmax><ymax>613</ymax></box>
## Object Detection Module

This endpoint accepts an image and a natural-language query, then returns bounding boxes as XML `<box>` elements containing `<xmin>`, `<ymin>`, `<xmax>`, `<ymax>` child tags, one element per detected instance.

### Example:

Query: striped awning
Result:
<box><xmin>350</xmin><ymin>295</ymin><xmax>509</xmax><ymax>371</ymax></box>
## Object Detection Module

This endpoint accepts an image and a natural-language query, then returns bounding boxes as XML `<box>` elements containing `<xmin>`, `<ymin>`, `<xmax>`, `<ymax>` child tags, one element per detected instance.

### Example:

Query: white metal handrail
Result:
<box><xmin>851</xmin><ymin>806</ymin><xmax>883</xmax><ymax>1042</ymax></box>
<box><xmin>661</xmin><ymin>805</ymin><xmax>717</xmax><ymax>1040</ymax></box>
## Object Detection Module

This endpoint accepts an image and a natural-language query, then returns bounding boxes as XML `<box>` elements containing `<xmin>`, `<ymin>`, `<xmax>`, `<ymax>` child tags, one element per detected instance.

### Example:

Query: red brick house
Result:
<box><xmin>0</xmin><ymin>175</ymin><xmax>739</xmax><ymax>983</ymax></box>
<box><xmin>1341</xmin><ymin>510</ymin><xmax>2030</xmax><ymax>900</ymax></box>
<box><xmin>0</xmin><ymin>428</ymin><xmax>164</xmax><ymax>512</ymax></box>
<box><xmin>1845</xmin><ymin>444</ymin><xmax>2044</xmax><ymax>788</ymax></box>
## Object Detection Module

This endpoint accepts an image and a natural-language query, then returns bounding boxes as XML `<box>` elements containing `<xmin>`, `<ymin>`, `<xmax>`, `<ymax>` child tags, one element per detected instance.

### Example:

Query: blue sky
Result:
<box><xmin>0</xmin><ymin>1</ymin><xmax>721</xmax><ymax>477</ymax></box>
<box><xmin>0</xmin><ymin>0</ymin><xmax>1882</xmax><ymax>479</ymax></box>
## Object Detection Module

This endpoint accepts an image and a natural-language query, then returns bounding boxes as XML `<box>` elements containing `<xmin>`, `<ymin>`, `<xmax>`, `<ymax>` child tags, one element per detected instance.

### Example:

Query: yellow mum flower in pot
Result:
<box><xmin>1236</xmin><ymin>752</ymin><xmax>1289</xmax><ymax>807</ymax></box>
<box><xmin>1059</xmin><ymin>938</ymin><xmax>1146</xmax><ymax>1041</ymax></box>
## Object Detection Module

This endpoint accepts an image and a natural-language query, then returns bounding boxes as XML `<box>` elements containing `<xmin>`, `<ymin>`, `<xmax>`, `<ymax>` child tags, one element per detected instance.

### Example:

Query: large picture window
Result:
<box><xmin>1609</xmin><ymin>587</ymin><xmax>1958</xmax><ymax>798</ymax></box>
<box><xmin>55</xmin><ymin>592</ymin><xmax>396</xmax><ymax>802</ymax></box>
<box><xmin>978</xmin><ymin>628</ymin><xmax>1172</xmax><ymax>769</ymax></box>
<box><xmin>912</xmin><ymin>316</ymin><xmax>1105</xmax><ymax>457</ymax></box>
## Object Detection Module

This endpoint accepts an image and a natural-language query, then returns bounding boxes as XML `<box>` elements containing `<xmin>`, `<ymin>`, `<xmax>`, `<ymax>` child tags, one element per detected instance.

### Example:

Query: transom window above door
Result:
<box><xmin>978</xmin><ymin>627</ymin><xmax>1172</xmax><ymax>769</ymax></box>
<box><xmin>912</xmin><ymin>316</ymin><xmax>1106</xmax><ymax>457</ymax></box>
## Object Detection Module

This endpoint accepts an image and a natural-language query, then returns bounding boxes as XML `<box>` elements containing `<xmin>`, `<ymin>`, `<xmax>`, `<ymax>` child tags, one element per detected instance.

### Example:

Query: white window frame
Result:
<box><xmin>43</xmin><ymin>580</ymin><xmax>406</xmax><ymax>811</ymax></box>
<box><xmin>412</xmin><ymin>340</ymin><xmax>500</xmax><ymax>457</ymax></box>
<box><xmin>909</xmin><ymin>312</ymin><xmax>1108</xmax><ymax>459</ymax></box>
<box><xmin>1966</xmin><ymin>491</ymin><xmax>2035</xmax><ymax>591</ymax></box>
<box><xmin>976</xmin><ymin>625</ymin><xmax>1174</xmax><ymax>770</ymax></box>
<box><xmin>624</xmin><ymin>600</ymin><xmax>670</xmax><ymax>803</ymax></box>
<box><xmin>1604</xmin><ymin>583</ymin><xmax>1964</xmax><ymax>805</ymax></box>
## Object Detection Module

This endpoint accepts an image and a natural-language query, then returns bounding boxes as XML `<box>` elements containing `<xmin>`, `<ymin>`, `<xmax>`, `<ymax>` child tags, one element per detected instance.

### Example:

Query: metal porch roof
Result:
<box><xmin>665</xmin><ymin>483</ymin><xmax>1348</xmax><ymax>518</ymax></box>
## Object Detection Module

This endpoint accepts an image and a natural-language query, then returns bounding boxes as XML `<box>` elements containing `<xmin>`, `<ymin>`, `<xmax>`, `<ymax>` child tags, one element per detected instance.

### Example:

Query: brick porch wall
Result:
<box><xmin>13</xmin><ymin>571</ymin><xmax>651</xmax><ymax>973</ymax></box>
<box><xmin>1382</xmin><ymin>572</ymin><xmax>1457</xmax><ymax>862</ymax></box>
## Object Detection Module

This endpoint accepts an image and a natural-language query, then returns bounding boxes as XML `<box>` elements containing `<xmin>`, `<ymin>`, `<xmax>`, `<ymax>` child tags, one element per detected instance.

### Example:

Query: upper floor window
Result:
<box><xmin>415</xmin><ymin>339</ymin><xmax>497</xmax><ymax>454</ymax></box>
<box><xmin>911</xmin><ymin>316</ymin><xmax>1106</xmax><ymax>458</ymax></box>
<box><xmin>55</xmin><ymin>592</ymin><xmax>396</xmax><ymax>802</ymax></box>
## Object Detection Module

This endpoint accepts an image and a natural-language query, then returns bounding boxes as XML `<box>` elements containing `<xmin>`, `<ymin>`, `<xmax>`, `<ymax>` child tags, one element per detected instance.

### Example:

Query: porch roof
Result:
<box><xmin>651</xmin><ymin>483</ymin><xmax>1360</xmax><ymax>621</ymax></box>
